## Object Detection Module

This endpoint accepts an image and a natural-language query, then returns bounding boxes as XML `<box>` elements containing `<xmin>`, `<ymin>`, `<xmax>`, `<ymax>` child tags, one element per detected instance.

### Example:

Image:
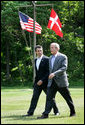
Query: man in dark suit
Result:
<box><xmin>25</xmin><ymin>45</ymin><xmax>59</xmax><ymax>116</ymax></box>
<box><xmin>37</xmin><ymin>43</ymin><xmax>76</xmax><ymax>119</ymax></box>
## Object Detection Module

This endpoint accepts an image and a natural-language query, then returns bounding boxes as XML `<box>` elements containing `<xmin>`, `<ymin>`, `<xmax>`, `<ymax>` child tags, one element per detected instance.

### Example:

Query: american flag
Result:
<box><xmin>19</xmin><ymin>11</ymin><xmax>42</xmax><ymax>34</ymax></box>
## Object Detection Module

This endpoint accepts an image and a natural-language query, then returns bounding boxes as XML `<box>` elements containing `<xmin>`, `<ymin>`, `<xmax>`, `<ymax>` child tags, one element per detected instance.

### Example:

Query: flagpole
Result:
<box><xmin>32</xmin><ymin>1</ymin><xmax>36</xmax><ymax>83</ymax></box>
<box><xmin>18</xmin><ymin>2</ymin><xmax>53</xmax><ymax>83</ymax></box>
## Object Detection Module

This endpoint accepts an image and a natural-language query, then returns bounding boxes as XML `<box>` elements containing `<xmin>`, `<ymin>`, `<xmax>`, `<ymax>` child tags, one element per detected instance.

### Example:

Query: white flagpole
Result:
<box><xmin>32</xmin><ymin>1</ymin><xmax>36</xmax><ymax>83</ymax></box>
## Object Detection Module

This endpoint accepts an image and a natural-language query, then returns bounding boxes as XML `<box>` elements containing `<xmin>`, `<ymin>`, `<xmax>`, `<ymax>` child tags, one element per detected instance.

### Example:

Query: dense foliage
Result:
<box><xmin>1</xmin><ymin>1</ymin><xmax>84</xmax><ymax>86</ymax></box>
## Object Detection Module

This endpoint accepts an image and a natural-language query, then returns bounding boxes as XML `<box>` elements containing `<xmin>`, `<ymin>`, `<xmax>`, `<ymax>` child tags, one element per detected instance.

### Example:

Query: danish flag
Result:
<box><xmin>47</xmin><ymin>9</ymin><xmax>63</xmax><ymax>37</ymax></box>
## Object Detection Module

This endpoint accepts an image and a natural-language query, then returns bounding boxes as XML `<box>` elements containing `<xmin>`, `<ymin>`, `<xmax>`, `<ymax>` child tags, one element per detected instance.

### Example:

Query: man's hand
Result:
<box><xmin>37</xmin><ymin>80</ymin><xmax>43</xmax><ymax>86</ymax></box>
<box><xmin>49</xmin><ymin>73</ymin><xmax>55</xmax><ymax>79</ymax></box>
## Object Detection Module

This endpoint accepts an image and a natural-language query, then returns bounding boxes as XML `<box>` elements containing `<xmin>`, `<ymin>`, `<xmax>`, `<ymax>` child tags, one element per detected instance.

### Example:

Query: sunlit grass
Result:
<box><xmin>1</xmin><ymin>87</ymin><xmax>84</xmax><ymax>124</ymax></box>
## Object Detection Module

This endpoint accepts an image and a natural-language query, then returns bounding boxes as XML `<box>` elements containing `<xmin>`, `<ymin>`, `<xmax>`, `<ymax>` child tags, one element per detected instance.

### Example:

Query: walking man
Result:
<box><xmin>37</xmin><ymin>43</ymin><xmax>76</xmax><ymax>119</ymax></box>
<box><xmin>24</xmin><ymin>45</ymin><xmax>59</xmax><ymax>116</ymax></box>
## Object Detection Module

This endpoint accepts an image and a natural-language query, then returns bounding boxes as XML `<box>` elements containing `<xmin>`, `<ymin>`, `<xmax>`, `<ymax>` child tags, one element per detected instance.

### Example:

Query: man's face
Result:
<box><xmin>50</xmin><ymin>44</ymin><xmax>58</xmax><ymax>55</ymax></box>
<box><xmin>36</xmin><ymin>48</ymin><xmax>43</xmax><ymax>57</ymax></box>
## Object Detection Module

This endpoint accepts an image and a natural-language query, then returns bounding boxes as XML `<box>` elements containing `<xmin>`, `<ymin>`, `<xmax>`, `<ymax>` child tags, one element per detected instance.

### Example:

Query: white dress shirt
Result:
<box><xmin>36</xmin><ymin>55</ymin><xmax>43</xmax><ymax>70</ymax></box>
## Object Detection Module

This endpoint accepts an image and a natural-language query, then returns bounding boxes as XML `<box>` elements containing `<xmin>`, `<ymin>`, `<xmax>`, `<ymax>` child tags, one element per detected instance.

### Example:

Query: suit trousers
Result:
<box><xmin>27</xmin><ymin>84</ymin><xmax>59</xmax><ymax>114</ymax></box>
<box><xmin>43</xmin><ymin>80</ymin><xmax>75</xmax><ymax>115</ymax></box>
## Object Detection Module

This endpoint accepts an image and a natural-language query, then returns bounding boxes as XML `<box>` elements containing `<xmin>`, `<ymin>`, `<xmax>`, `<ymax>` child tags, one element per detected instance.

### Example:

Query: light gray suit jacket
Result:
<box><xmin>48</xmin><ymin>52</ymin><xmax>69</xmax><ymax>88</ymax></box>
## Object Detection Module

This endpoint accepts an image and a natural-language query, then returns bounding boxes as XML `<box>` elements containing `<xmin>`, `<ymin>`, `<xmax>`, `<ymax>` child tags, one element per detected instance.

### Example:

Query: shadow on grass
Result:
<box><xmin>48</xmin><ymin>114</ymin><xmax>70</xmax><ymax>120</ymax></box>
<box><xmin>1</xmin><ymin>114</ymin><xmax>69</xmax><ymax>121</ymax></box>
<box><xmin>1</xmin><ymin>115</ymin><xmax>38</xmax><ymax>121</ymax></box>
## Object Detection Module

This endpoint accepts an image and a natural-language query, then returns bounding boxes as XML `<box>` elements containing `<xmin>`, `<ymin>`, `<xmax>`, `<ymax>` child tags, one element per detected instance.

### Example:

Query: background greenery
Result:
<box><xmin>1</xmin><ymin>1</ymin><xmax>84</xmax><ymax>87</ymax></box>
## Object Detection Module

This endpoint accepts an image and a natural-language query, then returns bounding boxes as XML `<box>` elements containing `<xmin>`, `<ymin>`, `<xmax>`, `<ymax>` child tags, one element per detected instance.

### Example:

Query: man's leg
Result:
<box><xmin>27</xmin><ymin>85</ymin><xmax>42</xmax><ymax>115</ymax></box>
<box><xmin>42</xmin><ymin>83</ymin><xmax>57</xmax><ymax>115</ymax></box>
<box><xmin>59</xmin><ymin>87</ymin><xmax>76</xmax><ymax>116</ymax></box>
<box><xmin>43</xmin><ymin>88</ymin><xmax>59</xmax><ymax>114</ymax></box>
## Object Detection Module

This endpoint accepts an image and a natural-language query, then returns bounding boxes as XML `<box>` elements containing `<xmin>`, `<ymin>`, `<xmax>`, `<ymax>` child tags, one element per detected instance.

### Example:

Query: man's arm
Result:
<box><xmin>41</xmin><ymin>58</ymin><xmax>49</xmax><ymax>82</ymax></box>
<box><xmin>49</xmin><ymin>56</ymin><xmax>68</xmax><ymax>79</ymax></box>
<box><xmin>37</xmin><ymin>58</ymin><xmax>49</xmax><ymax>85</ymax></box>
<box><xmin>54</xmin><ymin>56</ymin><xmax>68</xmax><ymax>76</ymax></box>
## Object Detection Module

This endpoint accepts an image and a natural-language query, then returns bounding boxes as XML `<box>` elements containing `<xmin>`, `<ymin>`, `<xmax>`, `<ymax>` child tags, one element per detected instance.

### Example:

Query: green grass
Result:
<box><xmin>1</xmin><ymin>87</ymin><xmax>84</xmax><ymax>124</ymax></box>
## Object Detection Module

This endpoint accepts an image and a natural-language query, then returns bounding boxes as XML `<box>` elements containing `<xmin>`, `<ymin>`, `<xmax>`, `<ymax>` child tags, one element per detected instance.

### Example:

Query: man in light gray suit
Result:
<box><xmin>37</xmin><ymin>43</ymin><xmax>76</xmax><ymax>119</ymax></box>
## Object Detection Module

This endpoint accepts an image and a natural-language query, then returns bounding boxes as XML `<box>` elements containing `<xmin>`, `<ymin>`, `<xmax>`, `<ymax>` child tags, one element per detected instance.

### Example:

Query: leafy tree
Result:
<box><xmin>1</xmin><ymin>1</ymin><xmax>84</xmax><ymax>86</ymax></box>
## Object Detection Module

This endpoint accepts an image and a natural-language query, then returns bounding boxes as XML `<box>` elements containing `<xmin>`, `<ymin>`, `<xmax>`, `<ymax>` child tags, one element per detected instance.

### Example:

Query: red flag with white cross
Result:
<box><xmin>47</xmin><ymin>9</ymin><xmax>63</xmax><ymax>38</ymax></box>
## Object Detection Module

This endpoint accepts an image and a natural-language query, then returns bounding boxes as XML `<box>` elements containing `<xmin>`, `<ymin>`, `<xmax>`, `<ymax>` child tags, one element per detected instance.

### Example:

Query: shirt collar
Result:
<box><xmin>37</xmin><ymin>54</ymin><xmax>43</xmax><ymax>60</ymax></box>
<box><xmin>53</xmin><ymin>52</ymin><xmax>59</xmax><ymax>58</ymax></box>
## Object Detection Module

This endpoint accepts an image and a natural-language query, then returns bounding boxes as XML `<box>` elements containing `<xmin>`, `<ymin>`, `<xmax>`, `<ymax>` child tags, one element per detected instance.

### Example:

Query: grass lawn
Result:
<box><xmin>1</xmin><ymin>87</ymin><xmax>84</xmax><ymax>124</ymax></box>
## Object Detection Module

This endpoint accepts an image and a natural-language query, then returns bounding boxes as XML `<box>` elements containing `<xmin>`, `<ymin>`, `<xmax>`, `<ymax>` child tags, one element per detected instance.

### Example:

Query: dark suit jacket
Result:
<box><xmin>34</xmin><ymin>55</ymin><xmax>49</xmax><ymax>88</ymax></box>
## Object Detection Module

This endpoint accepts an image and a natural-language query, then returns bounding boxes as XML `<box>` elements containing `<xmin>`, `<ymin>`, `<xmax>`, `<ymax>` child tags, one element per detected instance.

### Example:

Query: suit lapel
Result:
<box><xmin>38</xmin><ymin>56</ymin><xmax>44</xmax><ymax>70</ymax></box>
<box><xmin>49</xmin><ymin>53</ymin><xmax>60</xmax><ymax>72</ymax></box>
<box><xmin>52</xmin><ymin>53</ymin><xmax>60</xmax><ymax>70</ymax></box>
<box><xmin>49</xmin><ymin>56</ymin><xmax>53</xmax><ymax>73</ymax></box>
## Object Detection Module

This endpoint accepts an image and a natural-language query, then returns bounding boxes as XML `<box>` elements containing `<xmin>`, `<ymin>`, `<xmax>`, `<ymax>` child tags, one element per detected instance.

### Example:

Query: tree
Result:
<box><xmin>1</xmin><ymin>1</ymin><xmax>84</xmax><ymax>86</ymax></box>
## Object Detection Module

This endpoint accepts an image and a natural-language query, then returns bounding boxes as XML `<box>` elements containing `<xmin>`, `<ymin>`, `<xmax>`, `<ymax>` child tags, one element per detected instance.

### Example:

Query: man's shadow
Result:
<box><xmin>1</xmin><ymin>115</ymin><xmax>39</xmax><ymax>121</ymax></box>
<box><xmin>49</xmin><ymin>114</ymin><xmax>69</xmax><ymax>119</ymax></box>
<box><xmin>1</xmin><ymin>114</ymin><xmax>69</xmax><ymax>121</ymax></box>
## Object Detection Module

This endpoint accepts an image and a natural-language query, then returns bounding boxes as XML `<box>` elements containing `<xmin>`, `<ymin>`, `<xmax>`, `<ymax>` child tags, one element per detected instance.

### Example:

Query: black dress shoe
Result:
<box><xmin>37</xmin><ymin>114</ymin><xmax>48</xmax><ymax>119</ymax></box>
<box><xmin>70</xmin><ymin>113</ymin><xmax>76</xmax><ymax>117</ymax></box>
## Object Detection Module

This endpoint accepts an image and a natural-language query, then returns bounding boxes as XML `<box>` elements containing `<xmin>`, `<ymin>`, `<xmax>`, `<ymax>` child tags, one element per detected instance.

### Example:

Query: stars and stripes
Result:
<box><xmin>19</xmin><ymin>11</ymin><xmax>42</xmax><ymax>34</ymax></box>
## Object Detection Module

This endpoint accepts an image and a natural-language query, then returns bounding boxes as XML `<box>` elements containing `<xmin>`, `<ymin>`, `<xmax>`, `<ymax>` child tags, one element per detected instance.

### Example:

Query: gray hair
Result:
<box><xmin>51</xmin><ymin>43</ymin><xmax>60</xmax><ymax>51</ymax></box>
